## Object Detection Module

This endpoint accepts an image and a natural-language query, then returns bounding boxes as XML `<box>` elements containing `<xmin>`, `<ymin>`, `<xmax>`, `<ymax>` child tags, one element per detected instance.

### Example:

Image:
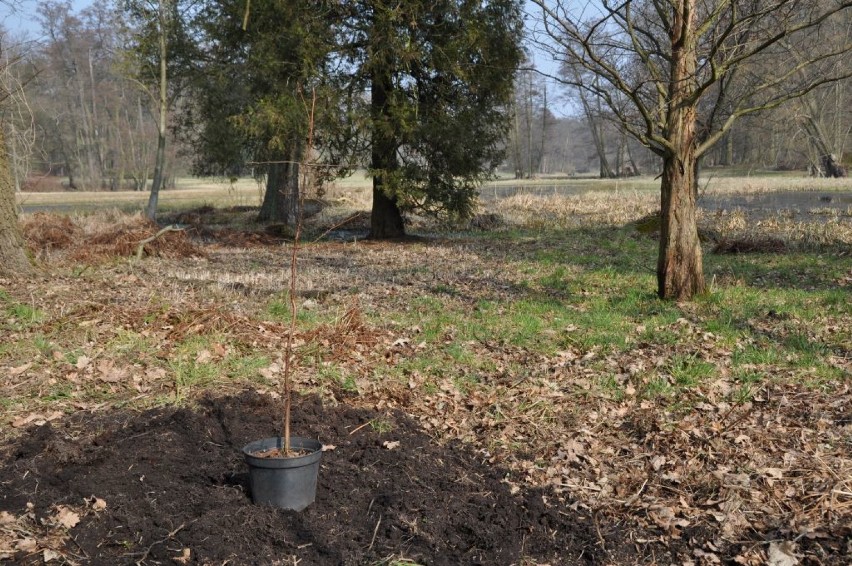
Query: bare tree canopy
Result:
<box><xmin>529</xmin><ymin>0</ymin><xmax>852</xmax><ymax>299</ymax></box>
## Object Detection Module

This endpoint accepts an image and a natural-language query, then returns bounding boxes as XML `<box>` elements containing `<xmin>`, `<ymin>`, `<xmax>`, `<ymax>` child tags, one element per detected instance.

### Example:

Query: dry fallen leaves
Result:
<box><xmin>11</xmin><ymin>411</ymin><xmax>63</xmax><ymax>428</ymax></box>
<box><xmin>767</xmin><ymin>541</ymin><xmax>799</xmax><ymax>566</ymax></box>
<box><xmin>9</xmin><ymin>362</ymin><xmax>33</xmax><ymax>376</ymax></box>
<box><xmin>54</xmin><ymin>507</ymin><xmax>80</xmax><ymax>530</ymax></box>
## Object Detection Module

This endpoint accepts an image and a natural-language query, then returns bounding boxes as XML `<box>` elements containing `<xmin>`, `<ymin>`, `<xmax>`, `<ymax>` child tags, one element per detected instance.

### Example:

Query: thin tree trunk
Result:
<box><xmin>88</xmin><ymin>48</ymin><xmax>105</xmax><ymax>186</ymax></box>
<box><xmin>724</xmin><ymin>130</ymin><xmax>733</xmax><ymax>165</ymax></box>
<box><xmin>146</xmin><ymin>0</ymin><xmax>169</xmax><ymax>221</ymax></box>
<box><xmin>0</xmin><ymin>127</ymin><xmax>30</xmax><ymax>276</ymax></box>
<box><xmin>538</xmin><ymin>84</ymin><xmax>548</xmax><ymax>175</ymax></box>
<box><xmin>513</xmin><ymin>101</ymin><xmax>522</xmax><ymax>178</ymax></box>
<box><xmin>574</xmin><ymin>75</ymin><xmax>613</xmax><ymax>178</ymax></box>
<box><xmin>626</xmin><ymin>139</ymin><xmax>640</xmax><ymax>175</ymax></box>
<box><xmin>657</xmin><ymin>0</ymin><xmax>705</xmax><ymax>300</ymax></box>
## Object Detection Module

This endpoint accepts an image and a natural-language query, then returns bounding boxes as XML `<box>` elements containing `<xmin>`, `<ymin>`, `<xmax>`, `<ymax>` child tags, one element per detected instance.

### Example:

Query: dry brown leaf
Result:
<box><xmin>767</xmin><ymin>541</ymin><xmax>799</xmax><ymax>566</ymax></box>
<box><xmin>75</xmin><ymin>355</ymin><xmax>91</xmax><ymax>369</ymax></box>
<box><xmin>15</xmin><ymin>538</ymin><xmax>37</xmax><ymax>552</ymax></box>
<box><xmin>91</xmin><ymin>497</ymin><xmax>107</xmax><ymax>511</ymax></box>
<box><xmin>54</xmin><ymin>506</ymin><xmax>80</xmax><ymax>529</ymax></box>
<box><xmin>9</xmin><ymin>363</ymin><xmax>33</xmax><ymax>376</ymax></box>
<box><xmin>173</xmin><ymin>548</ymin><xmax>191</xmax><ymax>564</ymax></box>
<box><xmin>195</xmin><ymin>350</ymin><xmax>213</xmax><ymax>364</ymax></box>
<box><xmin>259</xmin><ymin>363</ymin><xmax>281</xmax><ymax>380</ymax></box>
<box><xmin>382</xmin><ymin>440</ymin><xmax>401</xmax><ymax>450</ymax></box>
<box><xmin>0</xmin><ymin>511</ymin><xmax>15</xmax><ymax>525</ymax></box>
<box><xmin>145</xmin><ymin>367</ymin><xmax>167</xmax><ymax>381</ymax></box>
<box><xmin>43</xmin><ymin>549</ymin><xmax>62</xmax><ymax>562</ymax></box>
<box><xmin>12</xmin><ymin>414</ymin><xmax>46</xmax><ymax>428</ymax></box>
<box><xmin>97</xmin><ymin>360</ymin><xmax>128</xmax><ymax>383</ymax></box>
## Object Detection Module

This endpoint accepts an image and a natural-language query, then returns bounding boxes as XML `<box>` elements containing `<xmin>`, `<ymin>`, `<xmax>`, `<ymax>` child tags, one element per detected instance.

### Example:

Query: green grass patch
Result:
<box><xmin>668</xmin><ymin>354</ymin><xmax>716</xmax><ymax>387</ymax></box>
<box><xmin>0</xmin><ymin>290</ymin><xmax>45</xmax><ymax>328</ymax></box>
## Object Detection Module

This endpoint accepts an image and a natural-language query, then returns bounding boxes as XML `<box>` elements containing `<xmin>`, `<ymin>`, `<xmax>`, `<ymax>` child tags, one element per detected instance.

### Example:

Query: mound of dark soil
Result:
<box><xmin>0</xmin><ymin>392</ymin><xmax>645</xmax><ymax>565</ymax></box>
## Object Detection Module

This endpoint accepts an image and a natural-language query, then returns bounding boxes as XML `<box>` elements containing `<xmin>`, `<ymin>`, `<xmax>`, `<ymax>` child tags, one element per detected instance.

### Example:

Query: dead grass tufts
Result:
<box><xmin>494</xmin><ymin>191</ymin><xmax>658</xmax><ymax>228</ymax></box>
<box><xmin>469</xmin><ymin>213</ymin><xmax>503</xmax><ymax>231</ymax></box>
<box><xmin>21</xmin><ymin>210</ymin><xmax>205</xmax><ymax>263</ymax></box>
<box><xmin>69</xmin><ymin>222</ymin><xmax>203</xmax><ymax>262</ymax></box>
<box><xmin>305</xmin><ymin>303</ymin><xmax>385</xmax><ymax>363</ymax></box>
<box><xmin>21</xmin><ymin>213</ymin><xmax>82</xmax><ymax>253</ymax></box>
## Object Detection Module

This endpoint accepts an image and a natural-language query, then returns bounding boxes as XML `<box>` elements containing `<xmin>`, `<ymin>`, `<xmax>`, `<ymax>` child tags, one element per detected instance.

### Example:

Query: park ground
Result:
<box><xmin>1</xmin><ymin>173</ymin><xmax>851</xmax><ymax>564</ymax></box>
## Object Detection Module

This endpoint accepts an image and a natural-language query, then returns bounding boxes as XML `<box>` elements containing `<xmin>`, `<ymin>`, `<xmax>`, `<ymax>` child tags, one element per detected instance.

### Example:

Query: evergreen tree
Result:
<box><xmin>181</xmin><ymin>0</ymin><xmax>337</xmax><ymax>224</ymax></box>
<box><xmin>336</xmin><ymin>0</ymin><xmax>524</xmax><ymax>238</ymax></box>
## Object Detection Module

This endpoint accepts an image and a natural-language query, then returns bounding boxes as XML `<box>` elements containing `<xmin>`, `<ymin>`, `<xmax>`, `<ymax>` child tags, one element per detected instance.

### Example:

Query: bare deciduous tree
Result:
<box><xmin>530</xmin><ymin>0</ymin><xmax>852</xmax><ymax>299</ymax></box>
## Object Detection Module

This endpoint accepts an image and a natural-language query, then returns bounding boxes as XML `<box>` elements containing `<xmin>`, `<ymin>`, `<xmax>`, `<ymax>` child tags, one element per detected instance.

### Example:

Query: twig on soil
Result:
<box><xmin>67</xmin><ymin>533</ymin><xmax>89</xmax><ymax>559</ymax></box>
<box><xmin>348</xmin><ymin>420</ymin><xmax>374</xmax><ymax>436</ymax></box>
<box><xmin>132</xmin><ymin>521</ymin><xmax>190</xmax><ymax>565</ymax></box>
<box><xmin>623</xmin><ymin>479</ymin><xmax>648</xmax><ymax>507</ymax></box>
<box><xmin>367</xmin><ymin>516</ymin><xmax>382</xmax><ymax>551</ymax></box>
<box><xmin>592</xmin><ymin>511</ymin><xmax>606</xmax><ymax>552</ymax></box>
<box><xmin>134</xmin><ymin>225</ymin><xmax>184</xmax><ymax>260</ymax></box>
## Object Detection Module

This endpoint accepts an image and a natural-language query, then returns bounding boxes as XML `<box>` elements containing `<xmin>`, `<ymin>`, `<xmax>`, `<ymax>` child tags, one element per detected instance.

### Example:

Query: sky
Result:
<box><xmin>0</xmin><ymin>0</ymin><xmax>51</xmax><ymax>38</ymax></box>
<box><xmin>0</xmin><ymin>0</ymin><xmax>572</xmax><ymax>115</ymax></box>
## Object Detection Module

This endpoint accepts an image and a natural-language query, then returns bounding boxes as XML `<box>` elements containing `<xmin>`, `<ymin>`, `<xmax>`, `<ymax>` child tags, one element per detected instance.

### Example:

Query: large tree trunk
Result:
<box><xmin>258</xmin><ymin>154</ymin><xmax>299</xmax><ymax>224</ymax></box>
<box><xmin>370</xmin><ymin>187</ymin><xmax>404</xmax><ymax>238</ymax></box>
<box><xmin>0</xmin><ymin>127</ymin><xmax>31</xmax><ymax>276</ymax></box>
<box><xmin>368</xmin><ymin>63</ymin><xmax>405</xmax><ymax>239</ymax></box>
<box><xmin>657</xmin><ymin>0</ymin><xmax>705</xmax><ymax>300</ymax></box>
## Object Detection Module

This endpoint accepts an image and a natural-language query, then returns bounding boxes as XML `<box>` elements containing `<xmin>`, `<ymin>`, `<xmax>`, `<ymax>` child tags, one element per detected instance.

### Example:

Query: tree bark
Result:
<box><xmin>368</xmin><ymin>60</ymin><xmax>405</xmax><ymax>239</ymax></box>
<box><xmin>0</xmin><ymin>127</ymin><xmax>31</xmax><ymax>276</ymax></box>
<box><xmin>370</xmin><ymin>186</ymin><xmax>404</xmax><ymax>238</ymax></box>
<box><xmin>146</xmin><ymin>0</ymin><xmax>169</xmax><ymax>221</ymax></box>
<box><xmin>257</xmin><ymin>152</ymin><xmax>300</xmax><ymax>224</ymax></box>
<box><xmin>657</xmin><ymin>0</ymin><xmax>705</xmax><ymax>300</ymax></box>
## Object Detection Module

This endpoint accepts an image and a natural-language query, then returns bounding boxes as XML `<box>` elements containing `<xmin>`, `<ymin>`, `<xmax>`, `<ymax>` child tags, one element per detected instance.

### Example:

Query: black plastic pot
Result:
<box><xmin>242</xmin><ymin>436</ymin><xmax>322</xmax><ymax>511</ymax></box>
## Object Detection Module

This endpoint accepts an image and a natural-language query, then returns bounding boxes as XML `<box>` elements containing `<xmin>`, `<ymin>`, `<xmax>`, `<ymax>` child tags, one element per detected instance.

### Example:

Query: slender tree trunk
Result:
<box><xmin>626</xmin><ymin>139</ymin><xmax>640</xmax><ymax>175</ymax></box>
<box><xmin>88</xmin><ymin>48</ymin><xmax>105</xmax><ymax>185</ymax></box>
<box><xmin>369</xmin><ymin>65</ymin><xmax>404</xmax><ymax>239</ymax></box>
<box><xmin>146</xmin><ymin>0</ymin><xmax>169</xmax><ymax>221</ymax></box>
<box><xmin>0</xmin><ymin>127</ymin><xmax>30</xmax><ymax>276</ymax></box>
<box><xmin>722</xmin><ymin>130</ymin><xmax>733</xmax><ymax>166</ymax></box>
<box><xmin>538</xmin><ymin>84</ymin><xmax>548</xmax><ymax>175</ymax></box>
<box><xmin>513</xmin><ymin>101</ymin><xmax>522</xmax><ymax>178</ymax></box>
<box><xmin>524</xmin><ymin>74</ymin><xmax>531</xmax><ymax>178</ymax></box>
<box><xmin>575</xmin><ymin>76</ymin><xmax>613</xmax><ymax>178</ymax></box>
<box><xmin>657</xmin><ymin>0</ymin><xmax>705</xmax><ymax>300</ymax></box>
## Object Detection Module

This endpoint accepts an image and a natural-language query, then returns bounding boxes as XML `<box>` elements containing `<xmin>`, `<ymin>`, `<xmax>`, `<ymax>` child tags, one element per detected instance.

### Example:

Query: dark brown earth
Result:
<box><xmin>0</xmin><ymin>391</ymin><xmax>668</xmax><ymax>565</ymax></box>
